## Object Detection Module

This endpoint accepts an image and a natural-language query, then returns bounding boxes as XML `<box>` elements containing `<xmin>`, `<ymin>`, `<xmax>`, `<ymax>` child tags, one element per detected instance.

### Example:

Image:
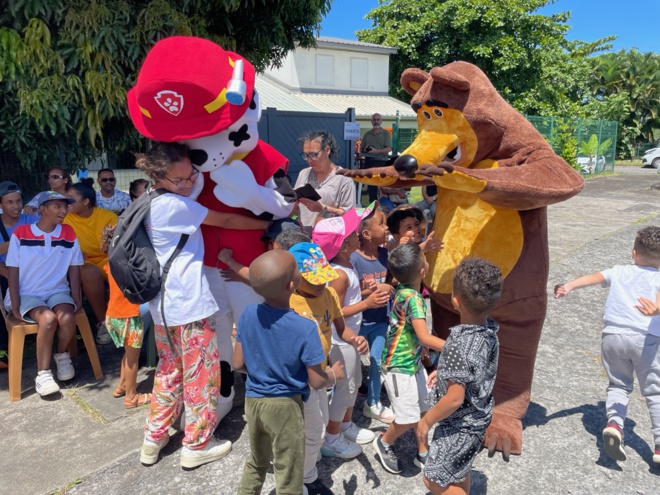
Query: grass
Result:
<box><xmin>615</xmin><ymin>159</ymin><xmax>643</xmax><ymax>166</ymax></box>
<box><xmin>49</xmin><ymin>478</ymin><xmax>82</xmax><ymax>495</ymax></box>
<box><xmin>67</xmin><ymin>388</ymin><xmax>109</xmax><ymax>424</ymax></box>
<box><xmin>583</xmin><ymin>171</ymin><xmax>620</xmax><ymax>180</ymax></box>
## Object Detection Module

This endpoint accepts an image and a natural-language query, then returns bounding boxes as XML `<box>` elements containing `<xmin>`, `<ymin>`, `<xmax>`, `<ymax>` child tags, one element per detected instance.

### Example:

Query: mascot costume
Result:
<box><xmin>342</xmin><ymin>62</ymin><xmax>584</xmax><ymax>456</ymax></box>
<box><xmin>127</xmin><ymin>36</ymin><xmax>295</xmax><ymax>421</ymax></box>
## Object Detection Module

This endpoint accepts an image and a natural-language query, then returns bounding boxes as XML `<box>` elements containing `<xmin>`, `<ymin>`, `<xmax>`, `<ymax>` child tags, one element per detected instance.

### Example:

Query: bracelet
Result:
<box><xmin>329</xmin><ymin>368</ymin><xmax>337</xmax><ymax>386</ymax></box>
<box><xmin>321</xmin><ymin>204</ymin><xmax>328</xmax><ymax>213</ymax></box>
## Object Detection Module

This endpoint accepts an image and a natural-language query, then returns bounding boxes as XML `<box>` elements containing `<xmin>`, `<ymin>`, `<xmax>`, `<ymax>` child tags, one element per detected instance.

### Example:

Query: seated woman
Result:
<box><xmin>294</xmin><ymin>130</ymin><xmax>356</xmax><ymax>232</ymax></box>
<box><xmin>64</xmin><ymin>181</ymin><xmax>117</xmax><ymax>345</ymax></box>
<box><xmin>24</xmin><ymin>167</ymin><xmax>73</xmax><ymax>213</ymax></box>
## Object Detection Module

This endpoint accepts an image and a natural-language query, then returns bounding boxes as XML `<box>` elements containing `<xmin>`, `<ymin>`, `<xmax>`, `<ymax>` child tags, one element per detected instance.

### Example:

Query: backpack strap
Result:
<box><xmin>0</xmin><ymin>220</ymin><xmax>9</xmax><ymax>243</ymax></box>
<box><xmin>159</xmin><ymin>233</ymin><xmax>190</xmax><ymax>355</ymax></box>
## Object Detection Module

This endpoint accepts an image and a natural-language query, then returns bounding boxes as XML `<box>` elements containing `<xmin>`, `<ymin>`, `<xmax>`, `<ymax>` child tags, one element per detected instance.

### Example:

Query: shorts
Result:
<box><xmin>383</xmin><ymin>367</ymin><xmax>430</xmax><ymax>424</ymax></box>
<box><xmin>105</xmin><ymin>315</ymin><xmax>144</xmax><ymax>349</ymax></box>
<box><xmin>19</xmin><ymin>292</ymin><xmax>75</xmax><ymax>323</ymax></box>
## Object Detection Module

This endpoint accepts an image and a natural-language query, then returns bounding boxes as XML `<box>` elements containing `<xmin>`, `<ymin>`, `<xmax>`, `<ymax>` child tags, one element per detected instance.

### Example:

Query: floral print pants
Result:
<box><xmin>145</xmin><ymin>317</ymin><xmax>220</xmax><ymax>449</ymax></box>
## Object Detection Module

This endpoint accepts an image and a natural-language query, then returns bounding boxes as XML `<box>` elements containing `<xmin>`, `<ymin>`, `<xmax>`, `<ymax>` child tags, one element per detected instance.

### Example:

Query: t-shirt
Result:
<box><xmin>63</xmin><ymin>207</ymin><xmax>117</xmax><ymax>275</ymax></box>
<box><xmin>290</xmin><ymin>286</ymin><xmax>343</xmax><ymax>370</ymax></box>
<box><xmin>237</xmin><ymin>303</ymin><xmax>326</xmax><ymax>402</ymax></box>
<box><xmin>96</xmin><ymin>189</ymin><xmax>131</xmax><ymax>215</ymax></box>
<box><xmin>4</xmin><ymin>223</ymin><xmax>84</xmax><ymax>309</ymax></box>
<box><xmin>104</xmin><ymin>264</ymin><xmax>140</xmax><ymax>319</ymax></box>
<box><xmin>330</xmin><ymin>263</ymin><xmax>363</xmax><ymax>347</ymax></box>
<box><xmin>0</xmin><ymin>213</ymin><xmax>40</xmax><ymax>263</ymax></box>
<box><xmin>294</xmin><ymin>167</ymin><xmax>356</xmax><ymax>230</ymax></box>
<box><xmin>600</xmin><ymin>264</ymin><xmax>660</xmax><ymax>336</ymax></box>
<box><xmin>147</xmin><ymin>193</ymin><xmax>218</xmax><ymax>326</ymax></box>
<box><xmin>350</xmin><ymin>247</ymin><xmax>389</xmax><ymax>324</ymax></box>
<box><xmin>360</xmin><ymin>128</ymin><xmax>392</xmax><ymax>152</ymax></box>
<box><xmin>382</xmin><ymin>285</ymin><xmax>427</xmax><ymax>375</ymax></box>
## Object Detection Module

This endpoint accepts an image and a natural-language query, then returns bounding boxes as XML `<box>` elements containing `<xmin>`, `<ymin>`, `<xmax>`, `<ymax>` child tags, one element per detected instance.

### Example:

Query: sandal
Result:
<box><xmin>113</xmin><ymin>386</ymin><xmax>126</xmax><ymax>398</ymax></box>
<box><xmin>124</xmin><ymin>393</ymin><xmax>152</xmax><ymax>409</ymax></box>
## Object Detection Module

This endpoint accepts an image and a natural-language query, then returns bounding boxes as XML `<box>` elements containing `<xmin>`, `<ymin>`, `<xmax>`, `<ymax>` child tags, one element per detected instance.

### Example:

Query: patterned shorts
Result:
<box><xmin>424</xmin><ymin>427</ymin><xmax>484</xmax><ymax>486</ymax></box>
<box><xmin>105</xmin><ymin>316</ymin><xmax>144</xmax><ymax>349</ymax></box>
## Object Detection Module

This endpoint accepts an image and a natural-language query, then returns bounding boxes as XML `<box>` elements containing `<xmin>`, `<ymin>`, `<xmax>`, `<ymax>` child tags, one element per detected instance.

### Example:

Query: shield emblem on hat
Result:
<box><xmin>154</xmin><ymin>90</ymin><xmax>184</xmax><ymax>116</ymax></box>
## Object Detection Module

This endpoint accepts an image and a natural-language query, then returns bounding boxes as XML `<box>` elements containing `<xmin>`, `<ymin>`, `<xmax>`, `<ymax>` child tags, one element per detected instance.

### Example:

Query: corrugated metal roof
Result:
<box><xmin>316</xmin><ymin>36</ymin><xmax>397</xmax><ymax>54</ymax></box>
<box><xmin>255</xmin><ymin>76</ymin><xmax>324</xmax><ymax>113</ymax></box>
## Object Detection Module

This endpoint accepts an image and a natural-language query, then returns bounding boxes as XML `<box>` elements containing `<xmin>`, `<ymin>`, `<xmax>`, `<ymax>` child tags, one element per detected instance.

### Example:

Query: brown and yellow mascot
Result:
<box><xmin>342</xmin><ymin>61</ymin><xmax>584</xmax><ymax>456</ymax></box>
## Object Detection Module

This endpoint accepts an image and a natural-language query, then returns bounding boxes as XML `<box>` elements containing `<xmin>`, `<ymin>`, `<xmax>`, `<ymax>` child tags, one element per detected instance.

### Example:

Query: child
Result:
<box><xmin>5</xmin><ymin>191</ymin><xmax>83</xmax><ymax>396</ymax></box>
<box><xmin>289</xmin><ymin>242</ymin><xmax>369</xmax><ymax>495</ymax></box>
<box><xmin>233</xmin><ymin>249</ymin><xmax>344</xmax><ymax>495</ymax></box>
<box><xmin>134</xmin><ymin>142</ymin><xmax>271</xmax><ymax>469</ymax></box>
<box><xmin>312</xmin><ymin>207</ymin><xmax>386</xmax><ymax>459</ymax></box>
<box><xmin>100</xmin><ymin>225</ymin><xmax>150</xmax><ymax>408</ymax></box>
<box><xmin>417</xmin><ymin>258</ymin><xmax>501</xmax><ymax>494</ymax></box>
<box><xmin>373</xmin><ymin>243</ymin><xmax>446</xmax><ymax>474</ymax></box>
<box><xmin>350</xmin><ymin>206</ymin><xmax>396</xmax><ymax>423</ymax></box>
<box><xmin>386</xmin><ymin>205</ymin><xmax>443</xmax><ymax>253</ymax></box>
<box><xmin>554</xmin><ymin>225</ymin><xmax>660</xmax><ymax>464</ymax></box>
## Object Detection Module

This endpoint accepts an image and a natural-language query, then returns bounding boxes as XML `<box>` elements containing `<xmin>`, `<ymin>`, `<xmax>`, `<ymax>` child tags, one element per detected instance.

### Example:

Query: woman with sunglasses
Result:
<box><xmin>24</xmin><ymin>167</ymin><xmax>72</xmax><ymax>213</ymax></box>
<box><xmin>64</xmin><ymin>182</ymin><xmax>118</xmax><ymax>344</ymax></box>
<box><xmin>294</xmin><ymin>130</ymin><xmax>356</xmax><ymax>232</ymax></box>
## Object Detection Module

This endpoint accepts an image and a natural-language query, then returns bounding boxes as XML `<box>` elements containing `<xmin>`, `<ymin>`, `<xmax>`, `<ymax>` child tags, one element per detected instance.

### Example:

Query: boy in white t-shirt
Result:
<box><xmin>5</xmin><ymin>191</ymin><xmax>83</xmax><ymax>396</ymax></box>
<box><xmin>555</xmin><ymin>226</ymin><xmax>660</xmax><ymax>465</ymax></box>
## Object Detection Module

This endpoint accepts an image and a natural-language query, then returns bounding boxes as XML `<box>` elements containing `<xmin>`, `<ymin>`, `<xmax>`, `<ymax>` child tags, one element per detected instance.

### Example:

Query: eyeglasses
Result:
<box><xmin>300</xmin><ymin>150</ymin><xmax>323</xmax><ymax>161</ymax></box>
<box><xmin>99</xmin><ymin>177</ymin><xmax>116</xmax><ymax>183</ymax></box>
<box><xmin>49</xmin><ymin>175</ymin><xmax>64</xmax><ymax>180</ymax></box>
<box><xmin>164</xmin><ymin>168</ymin><xmax>199</xmax><ymax>187</ymax></box>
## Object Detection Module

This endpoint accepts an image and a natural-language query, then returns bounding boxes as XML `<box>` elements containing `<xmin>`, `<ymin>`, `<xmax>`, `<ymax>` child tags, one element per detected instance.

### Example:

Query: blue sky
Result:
<box><xmin>320</xmin><ymin>0</ymin><xmax>660</xmax><ymax>53</ymax></box>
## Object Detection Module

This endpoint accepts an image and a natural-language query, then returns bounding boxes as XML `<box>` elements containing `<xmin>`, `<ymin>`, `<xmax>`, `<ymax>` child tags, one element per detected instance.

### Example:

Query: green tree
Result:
<box><xmin>0</xmin><ymin>0</ymin><xmax>332</xmax><ymax>169</ymax></box>
<box><xmin>578</xmin><ymin>134</ymin><xmax>612</xmax><ymax>173</ymax></box>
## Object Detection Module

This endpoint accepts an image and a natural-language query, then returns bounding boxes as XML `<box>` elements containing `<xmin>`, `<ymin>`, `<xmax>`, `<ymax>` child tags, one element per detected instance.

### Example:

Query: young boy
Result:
<box><xmin>417</xmin><ymin>258</ymin><xmax>501</xmax><ymax>495</ymax></box>
<box><xmin>289</xmin><ymin>242</ymin><xmax>369</xmax><ymax>495</ymax></box>
<box><xmin>233</xmin><ymin>250</ymin><xmax>343</xmax><ymax>495</ymax></box>
<box><xmin>555</xmin><ymin>225</ymin><xmax>660</xmax><ymax>464</ymax></box>
<box><xmin>5</xmin><ymin>191</ymin><xmax>83</xmax><ymax>396</ymax></box>
<box><xmin>386</xmin><ymin>205</ymin><xmax>443</xmax><ymax>253</ymax></box>
<box><xmin>374</xmin><ymin>242</ymin><xmax>446</xmax><ymax>474</ymax></box>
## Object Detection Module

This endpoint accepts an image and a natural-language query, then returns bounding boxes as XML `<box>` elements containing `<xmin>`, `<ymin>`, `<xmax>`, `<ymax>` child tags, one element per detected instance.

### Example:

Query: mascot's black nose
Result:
<box><xmin>394</xmin><ymin>154</ymin><xmax>419</xmax><ymax>178</ymax></box>
<box><xmin>190</xmin><ymin>149</ymin><xmax>208</xmax><ymax>166</ymax></box>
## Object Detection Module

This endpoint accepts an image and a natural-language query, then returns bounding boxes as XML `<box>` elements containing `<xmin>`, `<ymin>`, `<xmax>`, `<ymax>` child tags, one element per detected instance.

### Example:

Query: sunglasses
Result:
<box><xmin>300</xmin><ymin>150</ymin><xmax>323</xmax><ymax>161</ymax></box>
<box><xmin>48</xmin><ymin>174</ymin><xmax>65</xmax><ymax>180</ymax></box>
<box><xmin>100</xmin><ymin>177</ymin><xmax>116</xmax><ymax>183</ymax></box>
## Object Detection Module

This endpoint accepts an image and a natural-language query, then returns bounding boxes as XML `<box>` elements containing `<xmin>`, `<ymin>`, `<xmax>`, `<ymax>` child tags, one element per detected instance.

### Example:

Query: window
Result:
<box><xmin>351</xmin><ymin>57</ymin><xmax>368</xmax><ymax>89</ymax></box>
<box><xmin>315</xmin><ymin>54</ymin><xmax>335</xmax><ymax>86</ymax></box>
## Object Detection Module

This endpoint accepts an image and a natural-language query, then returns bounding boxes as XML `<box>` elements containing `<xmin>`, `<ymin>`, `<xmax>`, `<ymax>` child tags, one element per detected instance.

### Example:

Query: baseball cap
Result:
<box><xmin>261</xmin><ymin>218</ymin><xmax>301</xmax><ymax>241</ymax></box>
<box><xmin>311</xmin><ymin>201</ymin><xmax>378</xmax><ymax>260</ymax></box>
<box><xmin>0</xmin><ymin>181</ymin><xmax>21</xmax><ymax>199</ymax></box>
<box><xmin>289</xmin><ymin>242</ymin><xmax>338</xmax><ymax>285</ymax></box>
<box><xmin>35</xmin><ymin>191</ymin><xmax>75</xmax><ymax>207</ymax></box>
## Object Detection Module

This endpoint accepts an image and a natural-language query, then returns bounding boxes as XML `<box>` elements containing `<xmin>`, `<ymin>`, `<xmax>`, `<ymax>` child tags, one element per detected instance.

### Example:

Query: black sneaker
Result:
<box><xmin>413</xmin><ymin>452</ymin><xmax>427</xmax><ymax>468</ymax></box>
<box><xmin>303</xmin><ymin>478</ymin><xmax>334</xmax><ymax>495</ymax></box>
<box><xmin>373</xmin><ymin>434</ymin><xmax>401</xmax><ymax>474</ymax></box>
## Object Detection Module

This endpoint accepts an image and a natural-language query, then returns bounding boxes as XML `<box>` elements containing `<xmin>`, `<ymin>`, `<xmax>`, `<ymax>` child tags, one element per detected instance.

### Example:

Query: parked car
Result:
<box><xmin>576</xmin><ymin>155</ymin><xmax>606</xmax><ymax>173</ymax></box>
<box><xmin>642</xmin><ymin>148</ymin><xmax>660</xmax><ymax>168</ymax></box>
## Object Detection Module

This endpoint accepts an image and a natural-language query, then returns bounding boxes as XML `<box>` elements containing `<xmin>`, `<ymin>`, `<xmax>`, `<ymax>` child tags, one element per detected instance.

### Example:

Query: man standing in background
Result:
<box><xmin>360</xmin><ymin>113</ymin><xmax>392</xmax><ymax>203</ymax></box>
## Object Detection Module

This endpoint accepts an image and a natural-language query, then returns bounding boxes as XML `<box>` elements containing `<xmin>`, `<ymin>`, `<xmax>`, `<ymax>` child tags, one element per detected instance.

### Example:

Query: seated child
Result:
<box><xmin>233</xmin><ymin>249</ymin><xmax>344</xmax><ymax>495</ymax></box>
<box><xmin>373</xmin><ymin>242</ymin><xmax>446</xmax><ymax>474</ymax></box>
<box><xmin>386</xmin><ymin>205</ymin><xmax>443</xmax><ymax>253</ymax></box>
<box><xmin>5</xmin><ymin>191</ymin><xmax>83</xmax><ymax>396</ymax></box>
<box><xmin>312</xmin><ymin>206</ymin><xmax>386</xmax><ymax>459</ymax></box>
<box><xmin>100</xmin><ymin>225</ymin><xmax>150</xmax><ymax>409</ymax></box>
<box><xmin>417</xmin><ymin>258</ymin><xmax>501</xmax><ymax>495</ymax></box>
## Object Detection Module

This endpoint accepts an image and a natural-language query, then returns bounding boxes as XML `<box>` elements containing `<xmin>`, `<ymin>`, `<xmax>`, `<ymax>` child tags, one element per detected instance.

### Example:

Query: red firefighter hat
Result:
<box><xmin>127</xmin><ymin>36</ymin><xmax>256</xmax><ymax>142</ymax></box>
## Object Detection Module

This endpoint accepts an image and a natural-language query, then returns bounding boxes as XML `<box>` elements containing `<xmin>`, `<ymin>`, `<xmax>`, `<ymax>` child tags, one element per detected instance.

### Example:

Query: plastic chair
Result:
<box><xmin>0</xmin><ymin>300</ymin><xmax>104</xmax><ymax>402</ymax></box>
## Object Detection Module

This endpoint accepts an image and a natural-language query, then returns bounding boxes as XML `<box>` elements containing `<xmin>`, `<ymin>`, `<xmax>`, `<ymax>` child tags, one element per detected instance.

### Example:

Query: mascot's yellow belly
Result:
<box><xmin>426</xmin><ymin>188</ymin><xmax>523</xmax><ymax>294</ymax></box>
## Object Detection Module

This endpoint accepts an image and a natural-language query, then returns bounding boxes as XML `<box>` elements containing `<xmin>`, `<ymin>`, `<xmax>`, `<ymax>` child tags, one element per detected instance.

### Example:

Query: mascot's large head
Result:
<box><xmin>127</xmin><ymin>36</ymin><xmax>260</xmax><ymax>170</ymax></box>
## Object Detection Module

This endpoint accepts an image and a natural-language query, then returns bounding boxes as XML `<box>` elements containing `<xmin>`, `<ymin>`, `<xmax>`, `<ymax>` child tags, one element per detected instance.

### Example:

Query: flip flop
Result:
<box><xmin>124</xmin><ymin>393</ymin><xmax>152</xmax><ymax>409</ymax></box>
<box><xmin>113</xmin><ymin>386</ymin><xmax>126</xmax><ymax>398</ymax></box>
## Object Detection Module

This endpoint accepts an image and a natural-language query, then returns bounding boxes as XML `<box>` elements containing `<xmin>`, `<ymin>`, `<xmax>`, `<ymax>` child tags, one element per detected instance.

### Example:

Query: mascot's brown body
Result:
<box><xmin>342</xmin><ymin>61</ymin><xmax>584</xmax><ymax>455</ymax></box>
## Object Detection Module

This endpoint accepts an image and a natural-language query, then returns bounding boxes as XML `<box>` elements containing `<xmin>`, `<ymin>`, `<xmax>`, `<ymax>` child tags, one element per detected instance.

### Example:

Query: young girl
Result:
<box><xmin>135</xmin><ymin>142</ymin><xmax>271</xmax><ymax>469</ymax></box>
<box><xmin>416</xmin><ymin>258</ymin><xmax>502</xmax><ymax>495</ymax></box>
<box><xmin>100</xmin><ymin>225</ymin><xmax>150</xmax><ymax>409</ymax></box>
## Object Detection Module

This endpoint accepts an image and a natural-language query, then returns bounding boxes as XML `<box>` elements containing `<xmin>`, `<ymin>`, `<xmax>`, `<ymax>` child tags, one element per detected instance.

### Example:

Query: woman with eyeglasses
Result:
<box><xmin>24</xmin><ymin>167</ymin><xmax>73</xmax><ymax>213</ymax></box>
<box><xmin>64</xmin><ymin>182</ymin><xmax>118</xmax><ymax>344</ymax></box>
<box><xmin>294</xmin><ymin>130</ymin><xmax>356</xmax><ymax>232</ymax></box>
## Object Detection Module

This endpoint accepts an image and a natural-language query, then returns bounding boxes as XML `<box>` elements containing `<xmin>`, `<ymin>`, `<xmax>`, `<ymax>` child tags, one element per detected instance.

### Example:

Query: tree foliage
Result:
<box><xmin>0</xmin><ymin>0</ymin><xmax>332</xmax><ymax>169</ymax></box>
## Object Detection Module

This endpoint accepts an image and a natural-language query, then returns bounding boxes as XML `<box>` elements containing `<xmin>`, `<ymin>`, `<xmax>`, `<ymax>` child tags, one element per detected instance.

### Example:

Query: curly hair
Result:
<box><xmin>276</xmin><ymin>229</ymin><xmax>311</xmax><ymax>251</ymax></box>
<box><xmin>135</xmin><ymin>142</ymin><xmax>190</xmax><ymax>181</ymax></box>
<box><xmin>388</xmin><ymin>243</ymin><xmax>425</xmax><ymax>285</ymax></box>
<box><xmin>386</xmin><ymin>205</ymin><xmax>424</xmax><ymax>236</ymax></box>
<box><xmin>298</xmin><ymin>130</ymin><xmax>340</xmax><ymax>160</ymax></box>
<box><xmin>453</xmin><ymin>258</ymin><xmax>503</xmax><ymax>316</ymax></box>
<box><xmin>634</xmin><ymin>226</ymin><xmax>660</xmax><ymax>262</ymax></box>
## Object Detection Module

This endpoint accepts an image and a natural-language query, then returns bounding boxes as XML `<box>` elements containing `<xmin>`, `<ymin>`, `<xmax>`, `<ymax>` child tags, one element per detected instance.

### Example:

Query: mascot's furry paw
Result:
<box><xmin>483</xmin><ymin>412</ymin><xmax>522</xmax><ymax>460</ymax></box>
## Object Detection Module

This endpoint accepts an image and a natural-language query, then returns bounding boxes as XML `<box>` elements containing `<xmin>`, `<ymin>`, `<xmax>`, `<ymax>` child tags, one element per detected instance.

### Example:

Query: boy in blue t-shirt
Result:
<box><xmin>233</xmin><ymin>249</ymin><xmax>344</xmax><ymax>495</ymax></box>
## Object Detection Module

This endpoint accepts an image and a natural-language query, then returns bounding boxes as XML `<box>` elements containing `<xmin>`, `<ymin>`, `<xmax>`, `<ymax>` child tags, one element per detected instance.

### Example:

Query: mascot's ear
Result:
<box><xmin>429</xmin><ymin>66</ymin><xmax>470</xmax><ymax>92</ymax></box>
<box><xmin>401</xmin><ymin>68</ymin><xmax>430</xmax><ymax>96</ymax></box>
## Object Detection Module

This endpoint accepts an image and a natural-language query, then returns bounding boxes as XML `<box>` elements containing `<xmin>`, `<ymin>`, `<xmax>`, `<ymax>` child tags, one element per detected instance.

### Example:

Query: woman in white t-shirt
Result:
<box><xmin>134</xmin><ymin>142</ymin><xmax>270</xmax><ymax>469</ymax></box>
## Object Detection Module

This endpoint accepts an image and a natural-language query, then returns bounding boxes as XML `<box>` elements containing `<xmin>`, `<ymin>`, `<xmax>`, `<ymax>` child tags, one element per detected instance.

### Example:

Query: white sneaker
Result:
<box><xmin>53</xmin><ymin>351</ymin><xmax>75</xmax><ymax>381</ymax></box>
<box><xmin>180</xmin><ymin>437</ymin><xmax>232</xmax><ymax>468</ymax></box>
<box><xmin>95</xmin><ymin>322</ymin><xmax>112</xmax><ymax>345</ymax></box>
<box><xmin>342</xmin><ymin>422</ymin><xmax>375</xmax><ymax>444</ymax></box>
<box><xmin>363</xmin><ymin>401</ymin><xmax>395</xmax><ymax>424</ymax></box>
<box><xmin>320</xmin><ymin>433</ymin><xmax>362</xmax><ymax>459</ymax></box>
<box><xmin>35</xmin><ymin>370</ymin><xmax>60</xmax><ymax>396</ymax></box>
<box><xmin>140</xmin><ymin>435</ymin><xmax>170</xmax><ymax>465</ymax></box>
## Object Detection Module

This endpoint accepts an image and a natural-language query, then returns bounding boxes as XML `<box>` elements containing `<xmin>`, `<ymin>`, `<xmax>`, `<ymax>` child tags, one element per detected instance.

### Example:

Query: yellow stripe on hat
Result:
<box><xmin>204</xmin><ymin>88</ymin><xmax>228</xmax><ymax>114</ymax></box>
<box><xmin>139</xmin><ymin>106</ymin><xmax>152</xmax><ymax>118</ymax></box>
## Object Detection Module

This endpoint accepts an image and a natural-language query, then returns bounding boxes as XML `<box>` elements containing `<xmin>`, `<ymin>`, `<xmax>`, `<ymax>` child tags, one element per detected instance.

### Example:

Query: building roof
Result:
<box><xmin>256</xmin><ymin>74</ymin><xmax>416</xmax><ymax>119</ymax></box>
<box><xmin>315</xmin><ymin>36</ymin><xmax>397</xmax><ymax>54</ymax></box>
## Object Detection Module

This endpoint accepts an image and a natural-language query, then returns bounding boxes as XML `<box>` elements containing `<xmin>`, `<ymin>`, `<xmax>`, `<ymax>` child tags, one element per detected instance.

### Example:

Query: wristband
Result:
<box><xmin>329</xmin><ymin>368</ymin><xmax>337</xmax><ymax>386</ymax></box>
<box><xmin>321</xmin><ymin>204</ymin><xmax>328</xmax><ymax>213</ymax></box>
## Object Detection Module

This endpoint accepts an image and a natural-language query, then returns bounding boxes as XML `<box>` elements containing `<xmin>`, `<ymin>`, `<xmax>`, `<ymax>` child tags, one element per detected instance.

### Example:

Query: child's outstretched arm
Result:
<box><xmin>333</xmin><ymin>317</ymin><xmax>369</xmax><ymax>356</ymax></box>
<box><xmin>307</xmin><ymin>361</ymin><xmax>345</xmax><ymax>390</ymax></box>
<box><xmin>419</xmin><ymin>231</ymin><xmax>444</xmax><ymax>253</ymax></box>
<box><xmin>412</xmin><ymin>318</ymin><xmax>445</xmax><ymax>352</ymax></box>
<box><xmin>416</xmin><ymin>380</ymin><xmax>465</xmax><ymax>449</ymax></box>
<box><xmin>203</xmin><ymin>210</ymin><xmax>271</xmax><ymax>231</ymax></box>
<box><xmin>554</xmin><ymin>272</ymin><xmax>606</xmax><ymax>298</ymax></box>
<box><xmin>218</xmin><ymin>248</ymin><xmax>250</xmax><ymax>285</ymax></box>
<box><xmin>635</xmin><ymin>290</ymin><xmax>660</xmax><ymax>317</ymax></box>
